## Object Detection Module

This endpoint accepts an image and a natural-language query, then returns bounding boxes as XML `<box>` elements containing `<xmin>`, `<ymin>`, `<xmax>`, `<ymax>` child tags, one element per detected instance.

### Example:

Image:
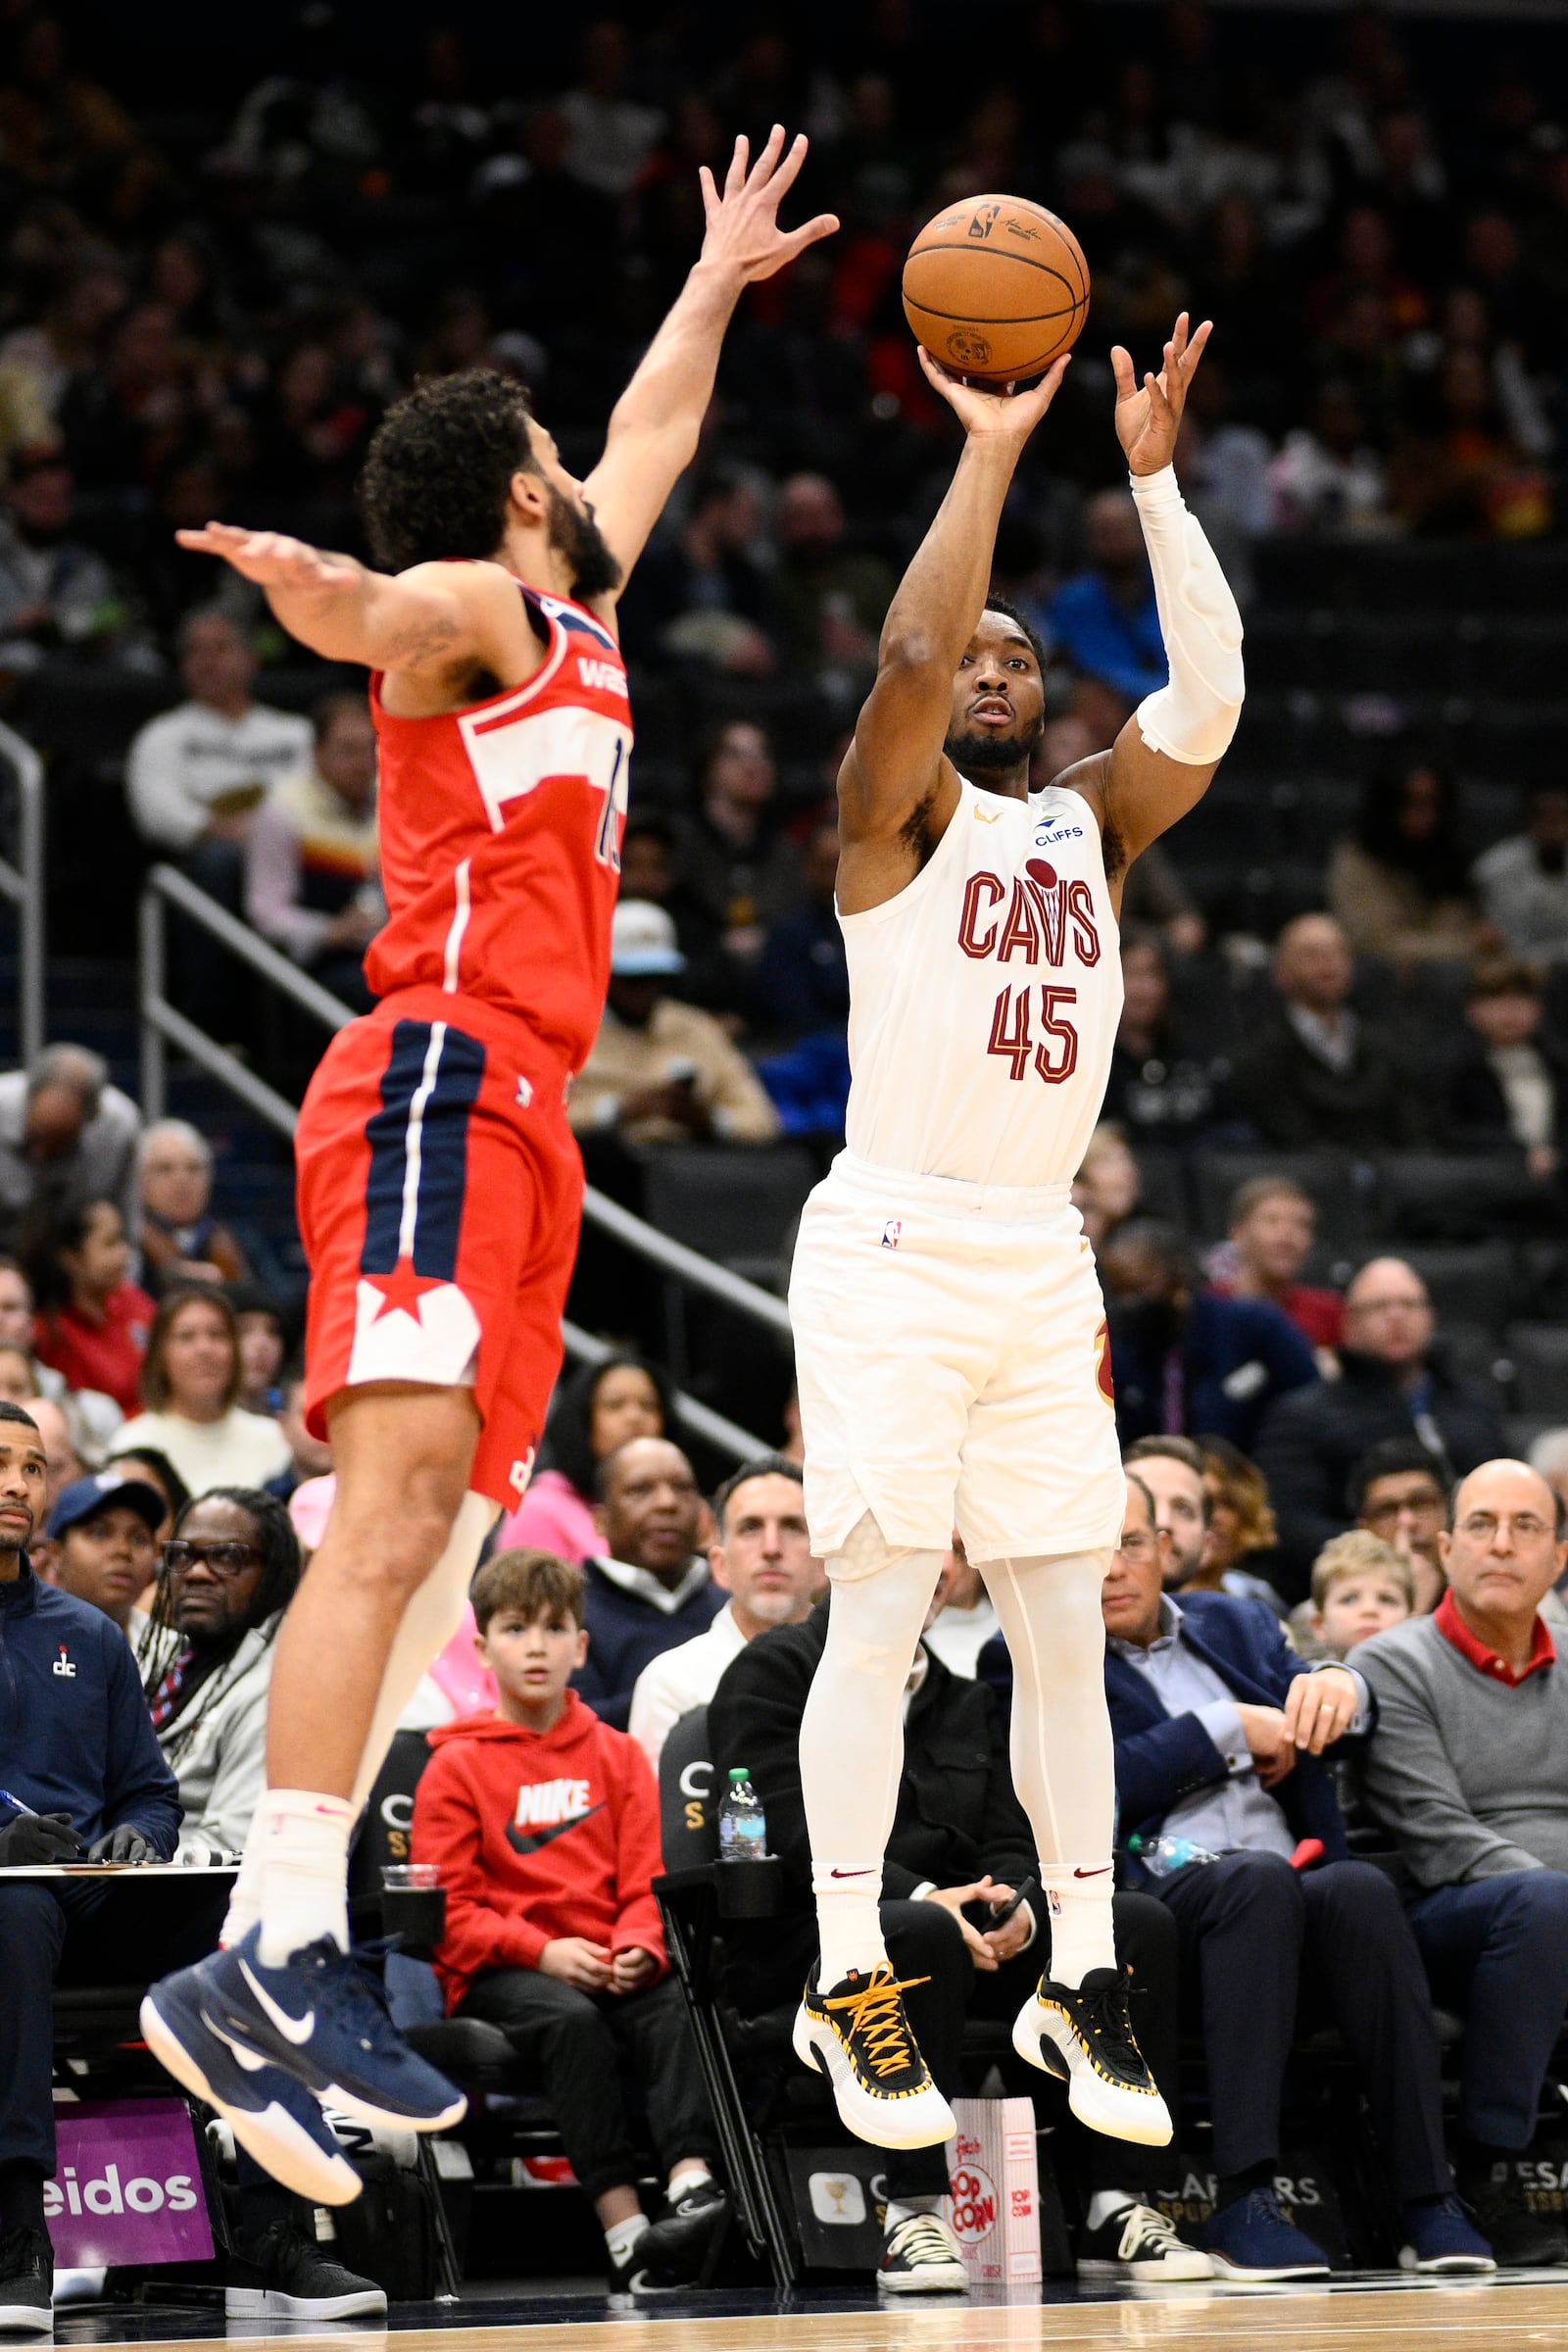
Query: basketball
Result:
<box><xmin>903</xmin><ymin>194</ymin><xmax>1091</xmax><ymax>383</ymax></box>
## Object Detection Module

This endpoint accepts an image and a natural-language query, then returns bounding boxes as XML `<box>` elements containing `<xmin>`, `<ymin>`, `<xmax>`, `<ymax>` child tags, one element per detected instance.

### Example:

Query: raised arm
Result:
<box><xmin>1076</xmin><ymin>316</ymin><xmax>1246</xmax><ymax>884</ymax></box>
<box><xmin>837</xmin><ymin>353</ymin><xmax>1071</xmax><ymax>900</ymax></box>
<box><xmin>583</xmin><ymin>126</ymin><xmax>836</xmax><ymax>586</ymax></box>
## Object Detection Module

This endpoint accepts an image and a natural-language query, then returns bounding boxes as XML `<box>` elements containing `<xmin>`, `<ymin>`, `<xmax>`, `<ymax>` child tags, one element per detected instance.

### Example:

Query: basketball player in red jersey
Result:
<box><xmin>142</xmin><ymin>130</ymin><xmax>836</xmax><ymax>2217</ymax></box>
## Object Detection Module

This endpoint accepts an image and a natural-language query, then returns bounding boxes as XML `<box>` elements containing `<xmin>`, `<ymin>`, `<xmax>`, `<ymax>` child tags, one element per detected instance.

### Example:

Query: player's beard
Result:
<box><xmin>943</xmin><ymin>713</ymin><xmax>1043</xmax><ymax>780</ymax></box>
<box><xmin>545</xmin><ymin>483</ymin><xmax>622</xmax><ymax>602</ymax></box>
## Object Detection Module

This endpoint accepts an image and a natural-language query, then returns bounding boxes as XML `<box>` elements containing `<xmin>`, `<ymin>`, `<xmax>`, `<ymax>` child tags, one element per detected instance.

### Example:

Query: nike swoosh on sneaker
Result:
<box><xmin>506</xmin><ymin>1802</ymin><xmax>605</xmax><ymax>1857</ymax></box>
<box><xmin>238</xmin><ymin>1959</ymin><xmax>317</xmax><ymax>2046</ymax></box>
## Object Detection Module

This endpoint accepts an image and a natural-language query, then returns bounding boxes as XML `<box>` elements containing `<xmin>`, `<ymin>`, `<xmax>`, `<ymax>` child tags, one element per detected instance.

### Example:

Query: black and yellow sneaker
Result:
<box><xmin>793</xmin><ymin>1961</ymin><xmax>956</xmax><ymax>2149</ymax></box>
<box><xmin>1012</xmin><ymin>1966</ymin><xmax>1172</xmax><ymax>2145</ymax></box>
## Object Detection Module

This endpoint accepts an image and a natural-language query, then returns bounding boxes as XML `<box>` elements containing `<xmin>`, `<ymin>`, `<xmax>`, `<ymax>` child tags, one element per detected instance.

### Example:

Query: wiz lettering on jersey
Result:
<box><xmin>366</xmin><ymin>585</ymin><xmax>632</xmax><ymax>1070</ymax></box>
<box><xmin>841</xmin><ymin>777</ymin><xmax>1122</xmax><ymax>1189</ymax></box>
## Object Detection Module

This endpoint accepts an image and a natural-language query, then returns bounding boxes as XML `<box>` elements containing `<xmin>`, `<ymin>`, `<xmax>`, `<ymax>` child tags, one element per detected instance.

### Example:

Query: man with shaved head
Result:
<box><xmin>1255</xmin><ymin>1254</ymin><xmax>1505</xmax><ymax>1598</ymax></box>
<box><xmin>1232</xmin><ymin>912</ymin><xmax>1423</xmax><ymax>1152</ymax></box>
<box><xmin>1359</xmin><ymin>1460</ymin><xmax>1568</xmax><ymax>2266</ymax></box>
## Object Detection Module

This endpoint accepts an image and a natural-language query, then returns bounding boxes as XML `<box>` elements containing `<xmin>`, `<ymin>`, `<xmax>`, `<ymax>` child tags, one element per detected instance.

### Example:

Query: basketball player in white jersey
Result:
<box><xmin>790</xmin><ymin>315</ymin><xmax>1246</xmax><ymax>2153</ymax></box>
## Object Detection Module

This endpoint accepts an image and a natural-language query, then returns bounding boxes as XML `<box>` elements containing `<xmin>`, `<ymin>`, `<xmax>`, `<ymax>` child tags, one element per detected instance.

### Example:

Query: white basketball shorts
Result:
<box><xmin>788</xmin><ymin>1151</ymin><xmax>1126</xmax><ymax>1565</ymax></box>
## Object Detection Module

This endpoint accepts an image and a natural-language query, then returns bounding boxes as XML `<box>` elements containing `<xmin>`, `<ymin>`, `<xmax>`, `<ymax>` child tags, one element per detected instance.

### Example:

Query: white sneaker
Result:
<box><xmin>793</xmin><ymin>1963</ymin><xmax>956</xmax><ymax>2151</ymax></box>
<box><xmin>1013</xmin><ymin>1968</ymin><xmax>1172</xmax><ymax>2146</ymax></box>
<box><xmin>1077</xmin><ymin>2201</ymin><xmax>1215</xmax><ymax>2281</ymax></box>
<box><xmin>877</xmin><ymin>2211</ymin><xmax>968</xmax><ymax>2294</ymax></box>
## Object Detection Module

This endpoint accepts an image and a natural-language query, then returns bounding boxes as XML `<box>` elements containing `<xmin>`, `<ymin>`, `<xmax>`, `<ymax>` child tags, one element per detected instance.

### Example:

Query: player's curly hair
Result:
<box><xmin>359</xmin><ymin>368</ymin><xmax>537</xmax><ymax>573</ymax></box>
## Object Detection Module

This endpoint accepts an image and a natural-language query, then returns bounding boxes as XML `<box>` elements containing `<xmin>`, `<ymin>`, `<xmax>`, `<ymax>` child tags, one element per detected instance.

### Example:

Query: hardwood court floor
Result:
<box><xmin>49</xmin><ymin>2272</ymin><xmax>1568</xmax><ymax>2352</ymax></box>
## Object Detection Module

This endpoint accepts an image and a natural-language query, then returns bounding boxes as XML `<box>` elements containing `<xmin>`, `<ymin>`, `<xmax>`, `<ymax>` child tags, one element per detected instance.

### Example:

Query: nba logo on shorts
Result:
<box><xmin>881</xmin><ymin>1219</ymin><xmax>903</xmax><ymax>1250</ymax></box>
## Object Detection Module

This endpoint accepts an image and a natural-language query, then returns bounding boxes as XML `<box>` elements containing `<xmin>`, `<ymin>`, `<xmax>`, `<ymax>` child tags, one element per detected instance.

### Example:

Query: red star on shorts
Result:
<box><xmin>367</xmin><ymin>1256</ymin><xmax>446</xmax><ymax>1326</ymax></box>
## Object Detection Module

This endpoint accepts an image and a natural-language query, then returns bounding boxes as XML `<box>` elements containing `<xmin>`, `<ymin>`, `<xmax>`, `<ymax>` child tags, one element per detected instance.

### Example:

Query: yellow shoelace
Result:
<box><xmin>822</xmin><ymin>1967</ymin><xmax>932</xmax><ymax>2080</ymax></box>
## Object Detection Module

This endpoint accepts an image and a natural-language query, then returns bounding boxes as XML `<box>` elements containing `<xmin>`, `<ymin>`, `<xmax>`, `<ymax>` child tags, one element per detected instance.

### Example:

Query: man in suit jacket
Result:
<box><xmin>979</xmin><ymin>1474</ymin><xmax>1491</xmax><ymax>2285</ymax></box>
<box><xmin>709</xmin><ymin>1585</ymin><xmax>1200</xmax><ymax>2288</ymax></box>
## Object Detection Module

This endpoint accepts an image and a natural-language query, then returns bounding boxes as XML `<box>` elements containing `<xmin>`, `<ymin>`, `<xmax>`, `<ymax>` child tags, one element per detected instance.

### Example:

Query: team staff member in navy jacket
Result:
<box><xmin>0</xmin><ymin>1401</ymin><xmax>200</xmax><ymax>2333</ymax></box>
<box><xmin>979</xmin><ymin>1473</ymin><xmax>1491</xmax><ymax>2287</ymax></box>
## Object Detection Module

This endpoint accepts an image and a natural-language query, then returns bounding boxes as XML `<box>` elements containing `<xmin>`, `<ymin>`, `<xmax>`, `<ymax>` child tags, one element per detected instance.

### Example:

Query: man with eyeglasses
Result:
<box><xmin>1358</xmin><ymin>1459</ymin><xmax>1568</xmax><ymax>2266</ymax></box>
<box><xmin>1350</xmin><ymin>1440</ymin><xmax>1448</xmax><ymax>1615</ymax></box>
<box><xmin>1256</xmin><ymin>1255</ymin><xmax>1505</xmax><ymax>1600</ymax></box>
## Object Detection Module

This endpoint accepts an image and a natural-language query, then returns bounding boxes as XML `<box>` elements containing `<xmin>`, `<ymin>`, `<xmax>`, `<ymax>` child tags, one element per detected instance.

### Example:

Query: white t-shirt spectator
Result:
<box><xmin>115</xmin><ymin>1403</ymin><xmax>291</xmax><ymax>1494</ymax></box>
<box><xmin>628</xmin><ymin>1600</ymin><xmax>749</xmax><ymax>1768</ymax></box>
<box><xmin>126</xmin><ymin>700</ymin><xmax>313</xmax><ymax>853</ymax></box>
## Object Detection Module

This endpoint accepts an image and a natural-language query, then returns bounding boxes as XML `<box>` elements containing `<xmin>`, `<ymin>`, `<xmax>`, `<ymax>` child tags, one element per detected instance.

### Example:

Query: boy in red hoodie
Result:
<box><xmin>412</xmin><ymin>1548</ymin><xmax>725</xmax><ymax>2294</ymax></box>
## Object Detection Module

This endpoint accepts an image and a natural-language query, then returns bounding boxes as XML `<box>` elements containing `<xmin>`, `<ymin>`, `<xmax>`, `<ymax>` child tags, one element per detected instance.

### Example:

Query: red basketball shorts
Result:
<box><xmin>296</xmin><ymin>985</ymin><xmax>583</xmax><ymax>1509</ymax></box>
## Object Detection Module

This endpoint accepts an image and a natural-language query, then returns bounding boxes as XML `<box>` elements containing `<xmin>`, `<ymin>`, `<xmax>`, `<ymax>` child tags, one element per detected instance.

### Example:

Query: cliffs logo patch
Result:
<box><xmin>1095</xmin><ymin>1320</ymin><xmax>1115</xmax><ymax>1406</ymax></box>
<box><xmin>507</xmin><ymin>1778</ymin><xmax>603</xmax><ymax>1857</ymax></box>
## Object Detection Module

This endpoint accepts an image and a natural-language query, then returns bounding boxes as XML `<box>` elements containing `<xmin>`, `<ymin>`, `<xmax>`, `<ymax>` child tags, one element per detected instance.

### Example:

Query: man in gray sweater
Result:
<box><xmin>1358</xmin><ymin>1458</ymin><xmax>1568</xmax><ymax>2267</ymax></box>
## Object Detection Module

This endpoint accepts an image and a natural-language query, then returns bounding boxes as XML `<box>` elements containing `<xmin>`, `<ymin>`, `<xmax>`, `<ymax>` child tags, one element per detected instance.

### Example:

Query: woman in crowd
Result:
<box><xmin>1200</xmin><ymin>1436</ymin><xmax>1288</xmax><ymax>1611</ymax></box>
<box><xmin>230</xmin><ymin>1288</ymin><xmax>288</xmax><ymax>1415</ymax></box>
<box><xmin>117</xmin><ymin>1284</ymin><xmax>290</xmax><ymax>1493</ymax></box>
<box><xmin>107</xmin><ymin>1444</ymin><xmax>190</xmax><ymax>1543</ymax></box>
<box><xmin>138</xmin><ymin>1118</ymin><xmax>251</xmax><ymax>1293</ymax></box>
<box><xmin>28</xmin><ymin>1195</ymin><xmax>153</xmax><ymax>1419</ymax></box>
<box><xmin>1328</xmin><ymin>761</ymin><xmax>1481</xmax><ymax>966</ymax></box>
<box><xmin>497</xmin><ymin>1353</ymin><xmax>676</xmax><ymax>1563</ymax></box>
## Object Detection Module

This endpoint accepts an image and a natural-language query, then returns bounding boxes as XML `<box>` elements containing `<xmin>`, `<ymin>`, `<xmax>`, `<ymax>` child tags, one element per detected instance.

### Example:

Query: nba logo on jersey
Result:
<box><xmin>881</xmin><ymin>1218</ymin><xmax>903</xmax><ymax>1250</ymax></box>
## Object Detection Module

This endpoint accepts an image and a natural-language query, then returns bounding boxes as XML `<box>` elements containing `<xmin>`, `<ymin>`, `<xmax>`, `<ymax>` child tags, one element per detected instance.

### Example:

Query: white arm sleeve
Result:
<box><xmin>1130</xmin><ymin>464</ymin><xmax>1245</xmax><ymax>767</ymax></box>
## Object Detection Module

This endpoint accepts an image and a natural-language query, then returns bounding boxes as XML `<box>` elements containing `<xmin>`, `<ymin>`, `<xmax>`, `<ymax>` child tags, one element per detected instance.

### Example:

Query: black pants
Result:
<box><xmin>728</xmin><ymin>1890</ymin><xmax>1181</xmax><ymax>2203</ymax></box>
<box><xmin>0</xmin><ymin>1877</ymin><xmax>229</xmax><ymax>2173</ymax></box>
<box><xmin>1408</xmin><ymin>1869</ymin><xmax>1568</xmax><ymax>2148</ymax></box>
<box><xmin>1157</xmin><ymin>1853</ymin><xmax>1448</xmax><ymax>2199</ymax></box>
<box><xmin>460</xmin><ymin>1969</ymin><xmax>718</xmax><ymax>2202</ymax></box>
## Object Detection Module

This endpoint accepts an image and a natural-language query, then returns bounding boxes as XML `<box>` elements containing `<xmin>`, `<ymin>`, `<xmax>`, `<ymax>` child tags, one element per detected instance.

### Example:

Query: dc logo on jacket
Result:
<box><xmin>52</xmin><ymin>1646</ymin><xmax>75</xmax><ymax>1679</ymax></box>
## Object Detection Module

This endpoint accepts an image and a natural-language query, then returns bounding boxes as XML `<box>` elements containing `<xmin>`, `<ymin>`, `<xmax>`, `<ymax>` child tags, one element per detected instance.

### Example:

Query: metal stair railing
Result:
<box><xmin>138</xmin><ymin>864</ymin><xmax>788</xmax><ymax>1461</ymax></box>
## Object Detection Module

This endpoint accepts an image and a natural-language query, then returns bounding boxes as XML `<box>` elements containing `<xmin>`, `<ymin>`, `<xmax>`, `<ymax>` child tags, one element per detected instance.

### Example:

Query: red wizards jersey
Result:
<box><xmin>365</xmin><ymin>583</ymin><xmax>631</xmax><ymax>1070</ymax></box>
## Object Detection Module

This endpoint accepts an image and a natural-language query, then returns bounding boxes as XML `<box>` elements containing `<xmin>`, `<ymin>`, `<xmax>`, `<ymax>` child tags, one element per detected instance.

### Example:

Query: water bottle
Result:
<box><xmin>717</xmin><ymin>1768</ymin><xmax>768</xmax><ymax>1863</ymax></box>
<box><xmin>1127</xmin><ymin>1831</ymin><xmax>1218</xmax><ymax>1878</ymax></box>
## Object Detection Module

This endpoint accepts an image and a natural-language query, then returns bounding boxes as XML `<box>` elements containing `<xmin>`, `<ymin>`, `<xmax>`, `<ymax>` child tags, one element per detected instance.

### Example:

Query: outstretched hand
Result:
<box><xmin>1110</xmin><ymin>312</ymin><xmax>1212</xmax><ymax>475</ymax></box>
<box><xmin>699</xmin><ymin>125</ymin><xmax>838</xmax><ymax>286</ymax></box>
<box><xmin>917</xmin><ymin>346</ymin><xmax>1072</xmax><ymax>446</ymax></box>
<box><xmin>173</xmin><ymin>520</ymin><xmax>360</xmax><ymax>594</ymax></box>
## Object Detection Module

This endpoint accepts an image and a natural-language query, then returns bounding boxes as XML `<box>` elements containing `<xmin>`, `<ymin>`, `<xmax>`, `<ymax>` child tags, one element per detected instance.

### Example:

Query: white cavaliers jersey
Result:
<box><xmin>841</xmin><ymin>775</ymin><xmax>1122</xmax><ymax>1189</ymax></box>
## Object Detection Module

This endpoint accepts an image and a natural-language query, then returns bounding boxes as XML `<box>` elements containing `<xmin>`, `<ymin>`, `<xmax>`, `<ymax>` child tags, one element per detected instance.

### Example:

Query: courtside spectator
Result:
<box><xmin>1359</xmin><ymin>1459</ymin><xmax>1568</xmax><ymax>2264</ymax></box>
<box><xmin>1209</xmin><ymin>1178</ymin><xmax>1345</xmax><ymax>1353</ymax></box>
<box><xmin>412</xmin><ymin>1549</ymin><xmax>726</xmax><ymax>2295</ymax></box>
<box><xmin>573</xmin><ymin>1436</ymin><xmax>721</xmax><ymax>1732</ymax></box>
<box><xmin>135</xmin><ymin>1487</ymin><xmax>300</xmax><ymax>1859</ymax></box>
<box><xmin>32</xmin><ymin>1466</ymin><xmax>162</xmax><ymax>1633</ymax></box>
<box><xmin>124</xmin><ymin>607</ymin><xmax>311</xmax><ymax>859</ymax></box>
<box><xmin>497</xmin><ymin>1355</ymin><xmax>674</xmax><ymax>1567</ymax></box>
<box><xmin>1073</xmin><ymin>1123</ymin><xmax>1144</xmax><ymax>1255</ymax></box>
<box><xmin>117</xmin><ymin>1285</ymin><xmax>290</xmax><ymax>1494</ymax></box>
<box><xmin>1200</xmin><ymin>1439</ymin><xmax>1284</xmax><ymax>1593</ymax></box>
<box><xmin>245</xmin><ymin>694</ymin><xmax>382</xmax><ymax>1004</ymax></box>
<box><xmin>1103</xmin><ymin>932</ymin><xmax>1224</xmax><ymax>1140</ymax></box>
<box><xmin>1473</xmin><ymin>782</ymin><xmax>1568</xmax><ymax>965</ymax></box>
<box><xmin>570</xmin><ymin>904</ymin><xmax>781</xmax><ymax>1146</ymax></box>
<box><xmin>231</xmin><ymin>1290</ymin><xmax>286</xmax><ymax>1415</ymax></box>
<box><xmin>1328</xmin><ymin>763</ymin><xmax>1479</xmax><ymax>966</ymax></box>
<box><xmin>0</xmin><ymin>1401</ymin><xmax>191</xmax><ymax>2332</ymax></box>
<box><xmin>1102</xmin><ymin>1220</ymin><xmax>1317</xmax><ymax>1451</ymax></box>
<box><xmin>21</xmin><ymin>1394</ymin><xmax>86</xmax><ymax>1500</ymax></box>
<box><xmin>1351</xmin><ymin>1439</ymin><xmax>1449</xmax><ymax>1614</ymax></box>
<box><xmin>1125</xmin><ymin>1435</ymin><xmax>1283</xmax><ymax>1611</ymax></box>
<box><xmin>1443</xmin><ymin>958</ymin><xmax>1568</xmax><ymax>1179</ymax></box>
<box><xmin>629</xmin><ymin>1453</ymin><xmax>815</xmax><ymax>1765</ymax></box>
<box><xmin>1047</xmin><ymin>489</ymin><xmax>1164</xmax><ymax>705</ymax></box>
<box><xmin>0</xmin><ymin>1046</ymin><xmax>139</xmax><ymax>1250</ymax></box>
<box><xmin>672</xmin><ymin>719</ymin><xmax>804</xmax><ymax>962</ymax></box>
<box><xmin>1089</xmin><ymin>1474</ymin><xmax>1491</xmax><ymax>2280</ymax></box>
<box><xmin>105</xmin><ymin>1446</ymin><xmax>187</xmax><ymax>1544</ymax></box>
<box><xmin>1289</xmin><ymin>1530</ymin><xmax>1413</xmax><ymax>1663</ymax></box>
<box><xmin>26</xmin><ymin>1196</ymin><xmax>151</xmax><ymax>1418</ymax></box>
<box><xmin>138</xmin><ymin>1120</ymin><xmax>250</xmax><ymax>1292</ymax></box>
<box><xmin>718</xmin><ymin>1572</ymin><xmax>1199</xmax><ymax>2287</ymax></box>
<box><xmin>1232</xmin><ymin>914</ymin><xmax>1425</xmax><ymax>1151</ymax></box>
<box><xmin>0</xmin><ymin>1346</ymin><xmax>37</xmax><ymax>1406</ymax></box>
<box><xmin>1257</xmin><ymin>1259</ymin><xmax>1505</xmax><ymax>1596</ymax></box>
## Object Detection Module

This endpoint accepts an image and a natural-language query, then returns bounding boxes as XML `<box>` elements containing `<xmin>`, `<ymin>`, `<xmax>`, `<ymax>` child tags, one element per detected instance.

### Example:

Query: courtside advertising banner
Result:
<box><xmin>45</xmin><ymin>2100</ymin><xmax>213</xmax><ymax>2268</ymax></box>
<box><xmin>943</xmin><ymin>2096</ymin><xmax>1042</xmax><ymax>2285</ymax></box>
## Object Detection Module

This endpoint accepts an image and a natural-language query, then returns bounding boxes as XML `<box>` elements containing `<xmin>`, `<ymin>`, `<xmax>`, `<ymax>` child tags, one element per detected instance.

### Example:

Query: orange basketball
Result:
<box><xmin>903</xmin><ymin>194</ymin><xmax>1090</xmax><ymax>383</ymax></box>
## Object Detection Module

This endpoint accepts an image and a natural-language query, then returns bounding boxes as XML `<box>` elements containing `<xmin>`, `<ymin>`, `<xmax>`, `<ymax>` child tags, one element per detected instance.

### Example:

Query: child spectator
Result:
<box><xmin>1292</xmin><ymin>1530</ymin><xmax>1415</xmax><ymax>1662</ymax></box>
<box><xmin>412</xmin><ymin>1549</ymin><xmax>725</xmax><ymax>2295</ymax></box>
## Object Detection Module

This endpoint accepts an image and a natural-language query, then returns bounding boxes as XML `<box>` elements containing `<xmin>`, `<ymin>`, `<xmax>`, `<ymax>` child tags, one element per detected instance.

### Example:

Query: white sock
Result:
<box><xmin>799</xmin><ymin>1517</ymin><xmax>944</xmax><ymax>1986</ymax></box>
<box><xmin>255</xmin><ymin>1789</ymin><xmax>356</xmax><ymax>1966</ymax></box>
<box><xmin>977</xmin><ymin>1549</ymin><xmax>1119</xmax><ymax>1986</ymax></box>
<box><xmin>222</xmin><ymin>1491</ymin><xmax>495</xmax><ymax>1951</ymax></box>
<box><xmin>605</xmin><ymin>2213</ymin><xmax>649</xmax><ymax>2265</ymax></box>
<box><xmin>1087</xmin><ymin>2189</ymin><xmax>1137</xmax><ymax>2230</ymax></box>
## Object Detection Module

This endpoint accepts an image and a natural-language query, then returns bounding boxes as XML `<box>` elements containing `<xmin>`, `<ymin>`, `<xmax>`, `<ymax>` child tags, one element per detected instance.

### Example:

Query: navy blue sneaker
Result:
<box><xmin>1201</xmin><ymin>2187</ymin><xmax>1330</xmax><ymax>2281</ymax></box>
<box><xmin>1398</xmin><ymin>2194</ymin><xmax>1495</xmax><ymax>2275</ymax></box>
<box><xmin>140</xmin><ymin>1960</ymin><xmax>362</xmax><ymax>2207</ymax></box>
<box><xmin>145</xmin><ymin>1929</ymin><xmax>465</xmax><ymax>2140</ymax></box>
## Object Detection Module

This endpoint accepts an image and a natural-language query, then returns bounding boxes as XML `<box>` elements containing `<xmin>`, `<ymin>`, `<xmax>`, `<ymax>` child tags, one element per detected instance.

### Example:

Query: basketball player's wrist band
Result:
<box><xmin>1128</xmin><ymin>464</ymin><xmax>1246</xmax><ymax>767</ymax></box>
